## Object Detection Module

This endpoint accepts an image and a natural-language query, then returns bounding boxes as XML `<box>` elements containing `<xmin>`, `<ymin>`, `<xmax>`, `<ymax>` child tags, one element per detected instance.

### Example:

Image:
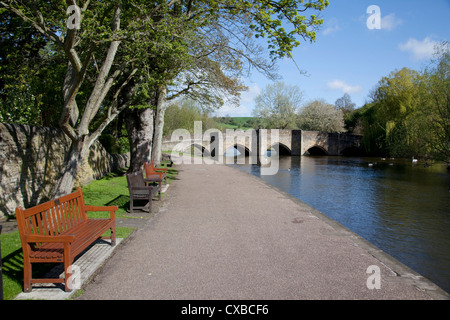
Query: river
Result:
<box><xmin>229</xmin><ymin>155</ymin><xmax>450</xmax><ymax>294</ymax></box>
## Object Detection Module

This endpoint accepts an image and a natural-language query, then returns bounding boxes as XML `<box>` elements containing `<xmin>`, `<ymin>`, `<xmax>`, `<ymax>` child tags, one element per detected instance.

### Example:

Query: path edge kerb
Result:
<box><xmin>225</xmin><ymin>164</ymin><xmax>450</xmax><ymax>300</ymax></box>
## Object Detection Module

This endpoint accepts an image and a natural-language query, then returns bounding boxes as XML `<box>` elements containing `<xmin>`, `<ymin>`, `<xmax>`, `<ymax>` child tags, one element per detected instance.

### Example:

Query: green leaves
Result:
<box><xmin>356</xmin><ymin>42</ymin><xmax>450</xmax><ymax>161</ymax></box>
<box><xmin>253</xmin><ymin>81</ymin><xmax>304</xmax><ymax>129</ymax></box>
<box><xmin>1</xmin><ymin>0</ymin><xmax>331</xmax><ymax>131</ymax></box>
<box><xmin>241</xmin><ymin>0</ymin><xmax>329</xmax><ymax>58</ymax></box>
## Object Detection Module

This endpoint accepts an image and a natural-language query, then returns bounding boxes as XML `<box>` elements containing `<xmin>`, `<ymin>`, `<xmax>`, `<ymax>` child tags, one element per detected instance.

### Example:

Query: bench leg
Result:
<box><xmin>159</xmin><ymin>181</ymin><xmax>162</xmax><ymax>200</ymax></box>
<box><xmin>23</xmin><ymin>257</ymin><xmax>32</xmax><ymax>293</ymax></box>
<box><xmin>64</xmin><ymin>244</ymin><xmax>73</xmax><ymax>292</ymax></box>
<box><xmin>111</xmin><ymin>226</ymin><xmax>116</xmax><ymax>246</ymax></box>
<box><xmin>130</xmin><ymin>198</ymin><xmax>134</xmax><ymax>214</ymax></box>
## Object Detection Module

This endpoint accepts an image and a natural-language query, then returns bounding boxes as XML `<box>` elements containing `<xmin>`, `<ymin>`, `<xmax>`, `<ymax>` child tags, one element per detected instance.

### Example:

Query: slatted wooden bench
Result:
<box><xmin>145</xmin><ymin>161</ymin><xmax>168</xmax><ymax>184</ymax></box>
<box><xmin>15</xmin><ymin>187</ymin><xmax>117</xmax><ymax>292</ymax></box>
<box><xmin>126</xmin><ymin>172</ymin><xmax>159</xmax><ymax>213</ymax></box>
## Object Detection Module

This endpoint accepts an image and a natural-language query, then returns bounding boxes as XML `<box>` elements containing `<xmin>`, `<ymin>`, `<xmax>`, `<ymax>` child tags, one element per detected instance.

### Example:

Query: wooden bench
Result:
<box><xmin>126</xmin><ymin>172</ymin><xmax>159</xmax><ymax>213</ymax></box>
<box><xmin>15</xmin><ymin>187</ymin><xmax>117</xmax><ymax>292</ymax></box>
<box><xmin>145</xmin><ymin>160</ymin><xmax>168</xmax><ymax>183</ymax></box>
<box><xmin>144</xmin><ymin>161</ymin><xmax>168</xmax><ymax>200</ymax></box>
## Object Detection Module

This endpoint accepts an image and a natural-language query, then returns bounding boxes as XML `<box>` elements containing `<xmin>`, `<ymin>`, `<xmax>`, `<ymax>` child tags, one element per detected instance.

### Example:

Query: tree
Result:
<box><xmin>371</xmin><ymin>67</ymin><xmax>422</xmax><ymax>157</ymax></box>
<box><xmin>335</xmin><ymin>93</ymin><xmax>355</xmax><ymax>111</ymax></box>
<box><xmin>1</xmin><ymin>2</ymin><xmax>140</xmax><ymax>196</ymax></box>
<box><xmin>335</xmin><ymin>93</ymin><xmax>355</xmax><ymax>130</ymax></box>
<box><xmin>418</xmin><ymin>42</ymin><xmax>450</xmax><ymax>163</ymax></box>
<box><xmin>1</xmin><ymin>0</ymin><xmax>330</xmax><ymax>196</ymax></box>
<box><xmin>148</xmin><ymin>0</ymin><xmax>331</xmax><ymax>165</ymax></box>
<box><xmin>252</xmin><ymin>82</ymin><xmax>303</xmax><ymax>129</ymax></box>
<box><xmin>298</xmin><ymin>99</ymin><xmax>345</xmax><ymax>132</ymax></box>
<box><xmin>354</xmin><ymin>43</ymin><xmax>449</xmax><ymax>162</ymax></box>
<box><xmin>1</xmin><ymin>1</ymin><xmax>201</xmax><ymax>194</ymax></box>
<box><xmin>164</xmin><ymin>99</ymin><xmax>219</xmax><ymax>135</ymax></box>
<box><xmin>0</xmin><ymin>10</ymin><xmax>64</xmax><ymax>126</ymax></box>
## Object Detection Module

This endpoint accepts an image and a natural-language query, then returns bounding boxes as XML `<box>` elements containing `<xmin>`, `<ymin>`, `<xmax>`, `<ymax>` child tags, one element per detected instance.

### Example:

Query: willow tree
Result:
<box><xmin>418</xmin><ymin>43</ymin><xmax>450</xmax><ymax>162</ymax></box>
<box><xmin>355</xmin><ymin>43</ymin><xmax>449</xmax><ymax>160</ymax></box>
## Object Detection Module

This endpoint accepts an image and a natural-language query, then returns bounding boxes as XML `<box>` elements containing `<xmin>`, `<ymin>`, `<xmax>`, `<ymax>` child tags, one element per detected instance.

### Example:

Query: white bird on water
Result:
<box><xmin>412</xmin><ymin>156</ymin><xmax>418</xmax><ymax>163</ymax></box>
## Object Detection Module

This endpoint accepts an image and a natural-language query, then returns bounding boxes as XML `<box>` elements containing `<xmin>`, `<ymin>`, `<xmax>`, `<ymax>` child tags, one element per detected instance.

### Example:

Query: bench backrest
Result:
<box><xmin>16</xmin><ymin>187</ymin><xmax>88</xmax><ymax>246</ymax></box>
<box><xmin>143</xmin><ymin>162</ymin><xmax>155</xmax><ymax>177</ymax></box>
<box><xmin>126</xmin><ymin>172</ymin><xmax>145</xmax><ymax>191</ymax></box>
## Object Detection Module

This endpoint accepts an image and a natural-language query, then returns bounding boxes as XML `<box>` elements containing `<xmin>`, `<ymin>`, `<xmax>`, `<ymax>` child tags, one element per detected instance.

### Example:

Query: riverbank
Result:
<box><xmin>77</xmin><ymin>160</ymin><xmax>449</xmax><ymax>300</ymax></box>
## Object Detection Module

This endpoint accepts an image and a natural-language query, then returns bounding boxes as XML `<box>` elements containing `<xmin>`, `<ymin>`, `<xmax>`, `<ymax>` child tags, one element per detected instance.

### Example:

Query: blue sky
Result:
<box><xmin>216</xmin><ymin>0</ymin><xmax>450</xmax><ymax>117</ymax></box>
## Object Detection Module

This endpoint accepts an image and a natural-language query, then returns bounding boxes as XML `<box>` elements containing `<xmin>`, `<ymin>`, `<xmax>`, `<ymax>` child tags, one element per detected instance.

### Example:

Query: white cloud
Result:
<box><xmin>215</xmin><ymin>83</ymin><xmax>261</xmax><ymax>117</ymax></box>
<box><xmin>327</xmin><ymin>80</ymin><xmax>362</xmax><ymax>94</ymax></box>
<box><xmin>215</xmin><ymin>104</ymin><xmax>251</xmax><ymax>117</ymax></box>
<box><xmin>399</xmin><ymin>37</ymin><xmax>438</xmax><ymax>61</ymax></box>
<box><xmin>381</xmin><ymin>13</ymin><xmax>402</xmax><ymax>31</ymax></box>
<box><xmin>322</xmin><ymin>18</ymin><xmax>340</xmax><ymax>35</ymax></box>
<box><xmin>240</xmin><ymin>83</ymin><xmax>261</xmax><ymax>105</ymax></box>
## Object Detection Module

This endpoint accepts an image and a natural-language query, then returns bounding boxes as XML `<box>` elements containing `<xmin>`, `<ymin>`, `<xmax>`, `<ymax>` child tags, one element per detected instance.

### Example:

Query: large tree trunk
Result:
<box><xmin>125</xmin><ymin>107</ymin><xmax>155</xmax><ymax>173</ymax></box>
<box><xmin>49</xmin><ymin>4</ymin><xmax>123</xmax><ymax>198</ymax></box>
<box><xmin>151</xmin><ymin>85</ymin><xmax>168</xmax><ymax>167</ymax></box>
<box><xmin>51</xmin><ymin>137</ymin><xmax>89</xmax><ymax>198</ymax></box>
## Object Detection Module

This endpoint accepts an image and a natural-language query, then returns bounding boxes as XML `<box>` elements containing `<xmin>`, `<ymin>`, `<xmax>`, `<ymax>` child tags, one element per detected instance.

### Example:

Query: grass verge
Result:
<box><xmin>0</xmin><ymin>161</ymin><xmax>177</xmax><ymax>300</ymax></box>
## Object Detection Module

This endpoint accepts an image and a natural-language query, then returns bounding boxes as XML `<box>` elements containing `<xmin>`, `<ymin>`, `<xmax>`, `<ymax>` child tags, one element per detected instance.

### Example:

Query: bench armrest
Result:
<box><xmin>25</xmin><ymin>234</ymin><xmax>75</xmax><ymax>243</ymax></box>
<box><xmin>84</xmin><ymin>205</ymin><xmax>118</xmax><ymax>220</ymax></box>
<box><xmin>155</xmin><ymin>167</ymin><xmax>168</xmax><ymax>173</ymax></box>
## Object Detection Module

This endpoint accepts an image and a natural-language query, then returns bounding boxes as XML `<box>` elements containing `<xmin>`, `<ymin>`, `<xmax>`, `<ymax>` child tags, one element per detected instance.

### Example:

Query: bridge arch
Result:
<box><xmin>305</xmin><ymin>145</ymin><xmax>328</xmax><ymax>156</ymax></box>
<box><xmin>268</xmin><ymin>143</ymin><xmax>292</xmax><ymax>156</ymax></box>
<box><xmin>225</xmin><ymin>144</ymin><xmax>251</xmax><ymax>157</ymax></box>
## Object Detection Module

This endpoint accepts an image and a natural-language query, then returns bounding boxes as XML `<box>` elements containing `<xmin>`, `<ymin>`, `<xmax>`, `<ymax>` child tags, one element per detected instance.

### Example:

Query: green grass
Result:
<box><xmin>216</xmin><ymin>117</ymin><xmax>255</xmax><ymax>130</ymax></box>
<box><xmin>0</xmin><ymin>161</ymin><xmax>177</xmax><ymax>300</ymax></box>
<box><xmin>1</xmin><ymin>230</ymin><xmax>24</xmax><ymax>300</ymax></box>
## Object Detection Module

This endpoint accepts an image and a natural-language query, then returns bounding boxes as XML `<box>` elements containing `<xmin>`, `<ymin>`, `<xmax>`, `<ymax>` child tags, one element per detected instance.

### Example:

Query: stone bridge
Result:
<box><xmin>162</xmin><ymin>128</ymin><xmax>364</xmax><ymax>161</ymax></box>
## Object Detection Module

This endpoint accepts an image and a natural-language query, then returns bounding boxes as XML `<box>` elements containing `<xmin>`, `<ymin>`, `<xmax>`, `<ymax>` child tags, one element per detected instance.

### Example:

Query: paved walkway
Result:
<box><xmin>75</xmin><ymin>161</ymin><xmax>448</xmax><ymax>300</ymax></box>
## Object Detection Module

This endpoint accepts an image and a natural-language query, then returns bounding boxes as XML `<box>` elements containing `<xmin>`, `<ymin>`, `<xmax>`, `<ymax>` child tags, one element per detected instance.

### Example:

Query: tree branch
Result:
<box><xmin>87</xmin><ymin>68</ymin><xmax>138</xmax><ymax>147</ymax></box>
<box><xmin>78</xmin><ymin>3</ymin><xmax>122</xmax><ymax>134</ymax></box>
<box><xmin>0</xmin><ymin>1</ymin><xmax>63</xmax><ymax>45</ymax></box>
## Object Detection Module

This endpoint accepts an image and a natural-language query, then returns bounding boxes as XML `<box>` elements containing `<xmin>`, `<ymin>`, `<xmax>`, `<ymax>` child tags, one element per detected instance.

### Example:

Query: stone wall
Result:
<box><xmin>0</xmin><ymin>123</ymin><xmax>129</xmax><ymax>220</ymax></box>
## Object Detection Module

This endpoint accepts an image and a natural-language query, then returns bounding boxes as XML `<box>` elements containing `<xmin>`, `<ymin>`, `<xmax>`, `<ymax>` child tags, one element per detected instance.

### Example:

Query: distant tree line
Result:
<box><xmin>348</xmin><ymin>43</ymin><xmax>449</xmax><ymax>162</ymax></box>
<box><xmin>250</xmin><ymin>43</ymin><xmax>448</xmax><ymax>164</ymax></box>
<box><xmin>251</xmin><ymin>81</ymin><xmax>350</xmax><ymax>133</ymax></box>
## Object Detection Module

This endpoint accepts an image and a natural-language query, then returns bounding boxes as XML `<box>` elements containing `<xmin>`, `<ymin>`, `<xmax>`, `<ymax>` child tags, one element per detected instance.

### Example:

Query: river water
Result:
<box><xmin>229</xmin><ymin>155</ymin><xmax>450</xmax><ymax>294</ymax></box>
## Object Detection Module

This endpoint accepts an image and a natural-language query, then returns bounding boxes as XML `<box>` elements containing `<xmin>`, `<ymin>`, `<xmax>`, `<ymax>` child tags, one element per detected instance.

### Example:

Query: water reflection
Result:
<box><xmin>230</xmin><ymin>156</ymin><xmax>450</xmax><ymax>293</ymax></box>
